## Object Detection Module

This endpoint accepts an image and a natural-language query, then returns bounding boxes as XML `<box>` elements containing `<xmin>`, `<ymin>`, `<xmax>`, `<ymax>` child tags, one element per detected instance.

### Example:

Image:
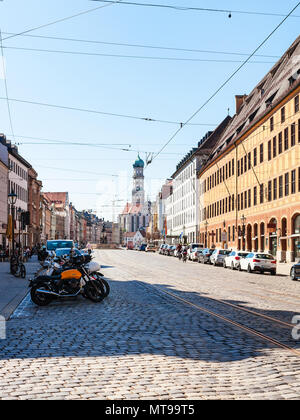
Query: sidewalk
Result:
<box><xmin>0</xmin><ymin>257</ymin><xmax>40</xmax><ymax>320</ymax></box>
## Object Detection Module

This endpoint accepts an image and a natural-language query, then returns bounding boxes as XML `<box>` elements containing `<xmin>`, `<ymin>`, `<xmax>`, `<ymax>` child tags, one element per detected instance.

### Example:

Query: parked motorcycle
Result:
<box><xmin>29</xmin><ymin>253</ymin><xmax>108</xmax><ymax>306</ymax></box>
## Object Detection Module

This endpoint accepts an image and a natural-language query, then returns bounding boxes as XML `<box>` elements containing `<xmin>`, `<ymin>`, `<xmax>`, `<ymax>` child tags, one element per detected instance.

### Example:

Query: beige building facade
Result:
<box><xmin>198</xmin><ymin>36</ymin><xmax>300</xmax><ymax>262</ymax></box>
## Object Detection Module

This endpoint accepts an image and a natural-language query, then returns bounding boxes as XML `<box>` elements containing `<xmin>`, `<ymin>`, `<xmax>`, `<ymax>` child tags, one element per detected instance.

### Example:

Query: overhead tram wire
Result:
<box><xmin>1</xmin><ymin>45</ymin><xmax>277</xmax><ymax>65</ymax></box>
<box><xmin>149</xmin><ymin>1</ymin><xmax>300</xmax><ymax>165</ymax></box>
<box><xmin>1</xmin><ymin>1</ymin><xmax>123</xmax><ymax>42</ymax></box>
<box><xmin>91</xmin><ymin>0</ymin><xmax>300</xmax><ymax>18</ymax></box>
<box><xmin>1</xmin><ymin>32</ymin><xmax>281</xmax><ymax>59</ymax></box>
<box><xmin>0</xmin><ymin>29</ymin><xmax>16</xmax><ymax>143</ymax></box>
<box><xmin>0</xmin><ymin>96</ymin><xmax>216</xmax><ymax>127</ymax></box>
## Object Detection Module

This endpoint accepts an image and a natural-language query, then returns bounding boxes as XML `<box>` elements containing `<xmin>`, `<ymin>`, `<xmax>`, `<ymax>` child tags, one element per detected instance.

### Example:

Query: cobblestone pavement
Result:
<box><xmin>0</xmin><ymin>249</ymin><xmax>300</xmax><ymax>400</ymax></box>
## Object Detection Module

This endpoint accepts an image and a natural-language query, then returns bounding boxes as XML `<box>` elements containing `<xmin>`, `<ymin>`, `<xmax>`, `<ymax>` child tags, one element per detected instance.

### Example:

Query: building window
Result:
<box><xmin>260</xmin><ymin>143</ymin><xmax>264</xmax><ymax>163</ymax></box>
<box><xmin>284</xmin><ymin>127</ymin><xmax>289</xmax><ymax>150</ymax></box>
<box><xmin>291</xmin><ymin>123</ymin><xmax>296</xmax><ymax>146</ymax></box>
<box><xmin>238</xmin><ymin>160</ymin><xmax>240</xmax><ymax>177</ymax></box>
<box><xmin>268</xmin><ymin>140</ymin><xmax>272</xmax><ymax>160</ymax></box>
<box><xmin>237</xmin><ymin>194</ymin><xmax>240</xmax><ymax>211</ymax></box>
<box><xmin>232</xmin><ymin>159</ymin><xmax>234</xmax><ymax>175</ymax></box>
<box><xmin>253</xmin><ymin>186</ymin><xmax>257</xmax><ymax>206</ymax></box>
<box><xmin>260</xmin><ymin>184</ymin><xmax>264</xmax><ymax>204</ymax></box>
<box><xmin>253</xmin><ymin>148</ymin><xmax>257</xmax><ymax>166</ymax></box>
<box><xmin>241</xmin><ymin>192</ymin><xmax>244</xmax><ymax>210</ymax></box>
<box><xmin>248</xmin><ymin>189</ymin><xmax>251</xmax><ymax>208</ymax></box>
<box><xmin>285</xmin><ymin>172</ymin><xmax>289</xmax><ymax>196</ymax></box>
<box><xmin>270</xmin><ymin>116</ymin><xmax>274</xmax><ymax>131</ymax></box>
<box><xmin>248</xmin><ymin>153</ymin><xmax>251</xmax><ymax>170</ymax></box>
<box><xmin>278</xmin><ymin>132</ymin><xmax>283</xmax><ymax>154</ymax></box>
<box><xmin>279</xmin><ymin>175</ymin><xmax>283</xmax><ymax>198</ymax></box>
<box><xmin>295</xmin><ymin>95</ymin><xmax>299</xmax><ymax>113</ymax></box>
<box><xmin>273</xmin><ymin>178</ymin><xmax>277</xmax><ymax>200</ymax></box>
<box><xmin>268</xmin><ymin>181</ymin><xmax>272</xmax><ymax>201</ymax></box>
<box><xmin>241</xmin><ymin>158</ymin><xmax>244</xmax><ymax>175</ymax></box>
<box><xmin>273</xmin><ymin>136</ymin><xmax>277</xmax><ymax>158</ymax></box>
<box><xmin>292</xmin><ymin>170</ymin><xmax>296</xmax><ymax>194</ymax></box>
<box><xmin>281</xmin><ymin>106</ymin><xmax>285</xmax><ymax>123</ymax></box>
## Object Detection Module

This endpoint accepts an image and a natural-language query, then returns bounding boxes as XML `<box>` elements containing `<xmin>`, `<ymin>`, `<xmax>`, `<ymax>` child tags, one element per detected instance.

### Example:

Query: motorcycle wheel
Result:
<box><xmin>98</xmin><ymin>278</ymin><xmax>110</xmax><ymax>297</ymax></box>
<box><xmin>30</xmin><ymin>285</ymin><xmax>53</xmax><ymax>306</ymax></box>
<box><xmin>92</xmin><ymin>273</ymin><xmax>110</xmax><ymax>297</ymax></box>
<box><xmin>84</xmin><ymin>280</ymin><xmax>105</xmax><ymax>303</ymax></box>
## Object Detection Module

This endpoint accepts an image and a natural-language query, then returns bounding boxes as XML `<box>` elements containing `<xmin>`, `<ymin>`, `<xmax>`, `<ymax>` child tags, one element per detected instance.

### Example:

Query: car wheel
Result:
<box><xmin>291</xmin><ymin>268</ymin><xmax>297</xmax><ymax>281</ymax></box>
<box><xmin>247</xmin><ymin>264</ymin><xmax>252</xmax><ymax>273</ymax></box>
<box><xmin>223</xmin><ymin>261</ymin><xmax>226</xmax><ymax>268</ymax></box>
<box><xmin>238</xmin><ymin>264</ymin><xmax>242</xmax><ymax>271</ymax></box>
<box><xmin>271</xmin><ymin>270</ymin><xmax>276</xmax><ymax>276</ymax></box>
<box><xmin>231</xmin><ymin>262</ymin><xmax>235</xmax><ymax>270</ymax></box>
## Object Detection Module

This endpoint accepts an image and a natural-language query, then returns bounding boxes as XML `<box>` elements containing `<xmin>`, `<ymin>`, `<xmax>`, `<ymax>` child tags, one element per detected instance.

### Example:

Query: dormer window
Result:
<box><xmin>249</xmin><ymin>108</ymin><xmax>259</xmax><ymax>123</ymax></box>
<box><xmin>265</xmin><ymin>90</ymin><xmax>278</xmax><ymax>108</ymax></box>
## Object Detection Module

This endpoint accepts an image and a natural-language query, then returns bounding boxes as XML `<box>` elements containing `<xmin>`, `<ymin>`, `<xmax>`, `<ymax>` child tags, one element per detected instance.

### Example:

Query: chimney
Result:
<box><xmin>235</xmin><ymin>94</ymin><xmax>247</xmax><ymax>114</ymax></box>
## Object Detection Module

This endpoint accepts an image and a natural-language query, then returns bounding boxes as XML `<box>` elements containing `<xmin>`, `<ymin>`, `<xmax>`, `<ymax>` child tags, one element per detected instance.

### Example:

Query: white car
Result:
<box><xmin>190</xmin><ymin>248</ymin><xmax>203</xmax><ymax>261</ymax></box>
<box><xmin>239</xmin><ymin>252</ymin><xmax>277</xmax><ymax>275</ymax></box>
<box><xmin>187</xmin><ymin>243</ymin><xmax>204</xmax><ymax>260</ymax></box>
<box><xmin>224</xmin><ymin>251</ymin><xmax>249</xmax><ymax>270</ymax></box>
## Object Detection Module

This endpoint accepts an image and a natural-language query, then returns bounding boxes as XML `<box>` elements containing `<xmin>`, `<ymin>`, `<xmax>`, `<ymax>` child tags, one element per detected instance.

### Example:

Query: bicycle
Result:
<box><xmin>10</xmin><ymin>256</ymin><xmax>26</xmax><ymax>278</ymax></box>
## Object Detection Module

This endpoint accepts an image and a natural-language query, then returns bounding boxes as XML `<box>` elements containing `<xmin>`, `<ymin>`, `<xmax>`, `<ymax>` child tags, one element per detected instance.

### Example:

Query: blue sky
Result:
<box><xmin>0</xmin><ymin>0</ymin><xmax>299</xmax><ymax>220</ymax></box>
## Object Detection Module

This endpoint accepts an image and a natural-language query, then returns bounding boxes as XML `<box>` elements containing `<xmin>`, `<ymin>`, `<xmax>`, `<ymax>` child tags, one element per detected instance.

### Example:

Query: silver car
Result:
<box><xmin>210</xmin><ymin>249</ymin><xmax>231</xmax><ymax>266</ymax></box>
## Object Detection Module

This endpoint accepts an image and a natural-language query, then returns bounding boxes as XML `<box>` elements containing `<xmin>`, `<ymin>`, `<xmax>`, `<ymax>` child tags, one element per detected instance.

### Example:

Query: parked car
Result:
<box><xmin>139</xmin><ymin>243</ymin><xmax>147</xmax><ymax>251</ymax></box>
<box><xmin>54</xmin><ymin>248</ymin><xmax>82</xmax><ymax>258</ymax></box>
<box><xmin>198</xmin><ymin>248</ymin><xmax>215</xmax><ymax>264</ymax></box>
<box><xmin>158</xmin><ymin>244</ymin><xmax>166</xmax><ymax>254</ymax></box>
<box><xmin>46</xmin><ymin>239</ymin><xmax>74</xmax><ymax>253</ymax></box>
<box><xmin>167</xmin><ymin>245</ymin><xmax>176</xmax><ymax>256</ymax></box>
<box><xmin>146</xmin><ymin>244</ymin><xmax>156</xmax><ymax>252</ymax></box>
<box><xmin>210</xmin><ymin>249</ymin><xmax>231</xmax><ymax>266</ymax></box>
<box><xmin>163</xmin><ymin>245</ymin><xmax>171</xmax><ymax>255</ymax></box>
<box><xmin>239</xmin><ymin>252</ymin><xmax>277</xmax><ymax>275</ymax></box>
<box><xmin>291</xmin><ymin>262</ymin><xmax>300</xmax><ymax>281</ymax></box>
<box><xmin>187</xmin><ymin>243</ymin><xmax>204</xmax><ymax>260</ymax></box>
<box><xmin>224</xmin><ymin>251</ymin><xmax>249</xmax><ymax>270</ymax></box>
<box><xmin>190</xmin><ymin>248</ymin><xmax>203</xmax><ymax>261</ymax></box>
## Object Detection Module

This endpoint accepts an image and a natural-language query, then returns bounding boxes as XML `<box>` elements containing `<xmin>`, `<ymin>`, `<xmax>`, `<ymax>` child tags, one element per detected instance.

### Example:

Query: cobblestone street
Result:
<box><xmin>0</xmin><ymin>249</ymin><xmax>300</xmax><ymax>400</ymax></box>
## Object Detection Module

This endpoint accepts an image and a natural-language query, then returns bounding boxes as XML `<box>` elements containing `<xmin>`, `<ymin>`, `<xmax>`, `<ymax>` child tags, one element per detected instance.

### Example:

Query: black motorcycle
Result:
<box><xmin>29</xmin><ymin>254</ymin><xmax>106</xmax><ymax>306</ymax></box>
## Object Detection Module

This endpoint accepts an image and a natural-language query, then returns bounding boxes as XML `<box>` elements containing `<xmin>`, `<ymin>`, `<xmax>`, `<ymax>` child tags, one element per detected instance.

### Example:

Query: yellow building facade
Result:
<box><xmin>198</xmin><ymin>36</ymin><xmax>300</xmax><ymax>262</ymax></box>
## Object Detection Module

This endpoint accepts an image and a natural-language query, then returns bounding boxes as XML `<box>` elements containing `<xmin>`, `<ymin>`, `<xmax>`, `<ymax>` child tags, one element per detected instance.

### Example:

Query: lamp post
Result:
<box><xmin>8</xmin><ymin>190</ymin><xmax>17</xmax><ymax>270</ymax></box>
<box><xmin>17</xmin><ymin>207</ymin><xmax>22</xmax><ymax>251</ymax></box>
<box><xmin>204</xmin><ymin>220</ymin><xmax>208</xmax><ymax>247</ymax></box>
<box><xmin>240</xmin><ymin>214</ymin><xmax>246</xmax><ymax>251</ymax></box>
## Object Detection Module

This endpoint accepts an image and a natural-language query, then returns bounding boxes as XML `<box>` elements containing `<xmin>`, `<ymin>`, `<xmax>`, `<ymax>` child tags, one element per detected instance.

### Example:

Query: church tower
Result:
<box><xmin>132</xmin><ymin>154</ymin><xmax>145</xmax><ymax>206</ymax></box>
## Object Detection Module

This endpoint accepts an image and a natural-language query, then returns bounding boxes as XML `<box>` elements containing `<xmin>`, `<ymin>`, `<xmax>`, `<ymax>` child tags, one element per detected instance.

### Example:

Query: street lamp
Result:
<box><xmin>240</xmin><ymin>214</ymin><xmax>246</xmax><ymax>250</ymax></box>
<box><xmin>8</xmin><ymin>190</ymin><xmax>17</xmax><ymax>269</ymax></box>
<box><xmin>204</xmin><ymin>220</ymin><xmax>208</xmax><ymax>247</ymax></box>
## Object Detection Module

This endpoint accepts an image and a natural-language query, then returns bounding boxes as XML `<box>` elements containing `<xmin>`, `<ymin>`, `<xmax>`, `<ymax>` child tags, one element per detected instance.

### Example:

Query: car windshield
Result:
<box><xmin>47</xmin><ymin>241</ymin><xmax>73</xmax><ymax>251</ymax></box>
<box><xmin>191</xmin><ymin>244</ymin><xmax>201</xmax><ymax>249</ymax></box>
<box><xmin>238</xmin><ymin>252</ymin><xmax>249</xmax><ymax>257</ymax></box>
<box><xmin>219</xmin><ymin>250</ymin><xmax>231</xmax><ymax>255</ymax></box>
<box><xmin>55</xmin><ymin>248</ymin><xmax>80</xmax><ymax>257</ymax></box>
<box><xmin>255</xmin><ymin>254</ymin><xmax>275</xmax><ymax>260</ymax></box>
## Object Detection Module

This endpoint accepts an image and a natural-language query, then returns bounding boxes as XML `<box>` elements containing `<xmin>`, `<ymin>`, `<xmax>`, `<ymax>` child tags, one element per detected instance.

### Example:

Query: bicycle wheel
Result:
<box><xmin>20</xmin><ymin>264</ymin><xmax>26</xmax><ymax>279</ymax></box>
